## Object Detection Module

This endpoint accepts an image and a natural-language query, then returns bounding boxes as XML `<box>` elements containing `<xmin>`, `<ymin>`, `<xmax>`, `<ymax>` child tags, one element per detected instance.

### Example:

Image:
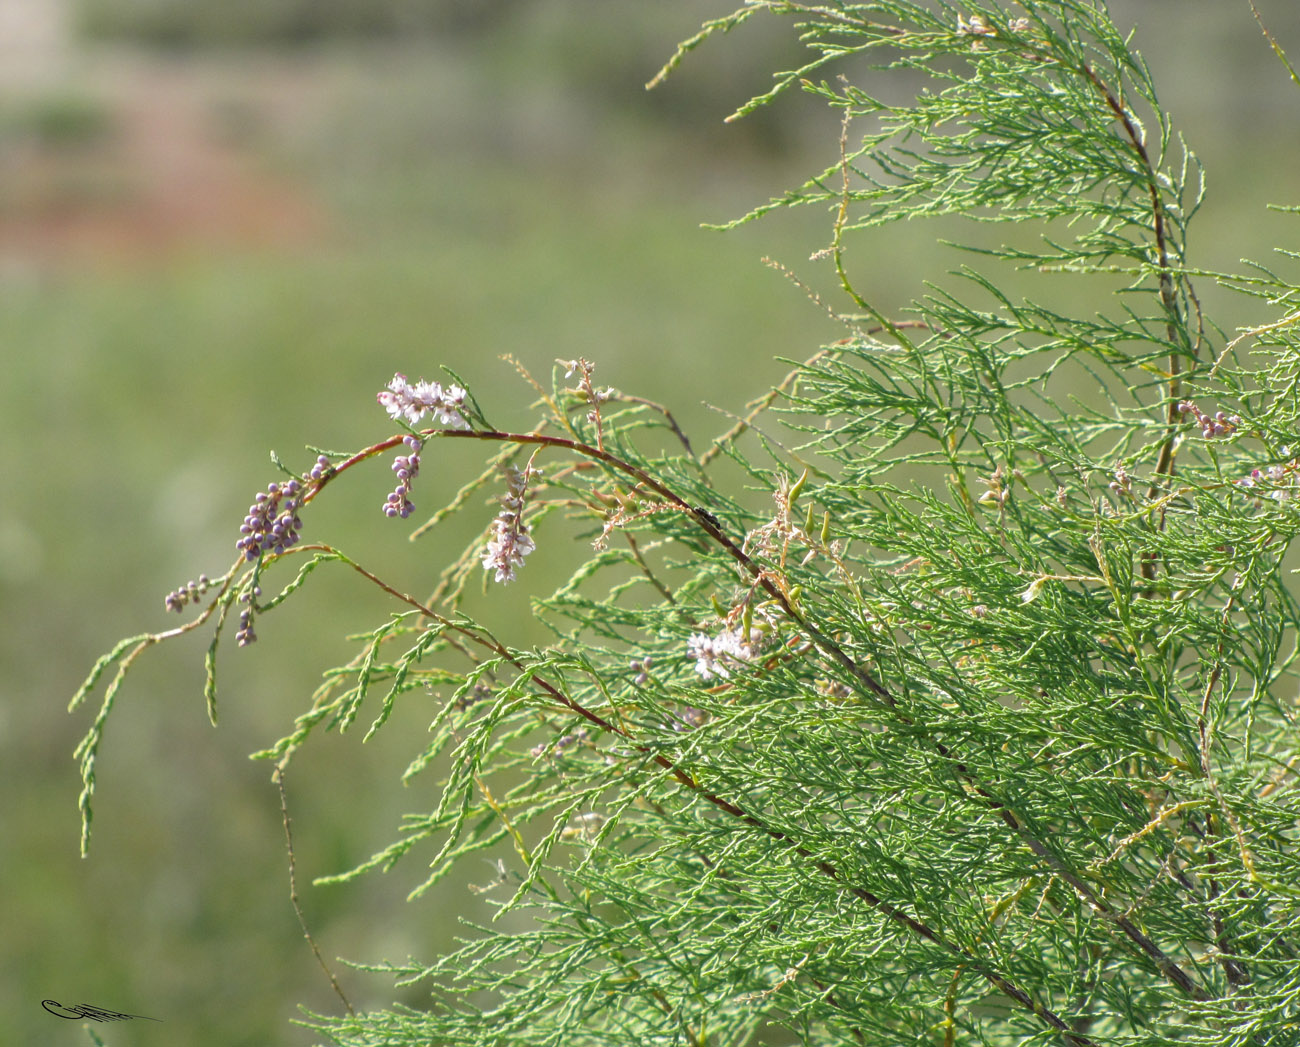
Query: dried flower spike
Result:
<box><xmin>976</xmin><ymin>465</ymin><xmax>1007</xmax><ymax>508</ymax></box>
<box><xmin>560</xmin><ymin>358</ymin><xmax>614</xmax><ymax>445</ymax></box>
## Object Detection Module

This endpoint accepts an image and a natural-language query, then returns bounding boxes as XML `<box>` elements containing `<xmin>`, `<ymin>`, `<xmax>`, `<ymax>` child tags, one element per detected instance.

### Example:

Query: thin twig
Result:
<box><xmin>275</xmin><ymin>766</ymin><xmax>355</xmax><ymax>1016</ymax></box>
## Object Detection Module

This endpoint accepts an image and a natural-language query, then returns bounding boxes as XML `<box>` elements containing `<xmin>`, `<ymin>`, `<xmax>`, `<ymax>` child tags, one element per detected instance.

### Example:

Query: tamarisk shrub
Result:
<box><xmin>70</xmin><ymin>3</ymin><xmax>1300</xmax><ymax>1045</ymax></box>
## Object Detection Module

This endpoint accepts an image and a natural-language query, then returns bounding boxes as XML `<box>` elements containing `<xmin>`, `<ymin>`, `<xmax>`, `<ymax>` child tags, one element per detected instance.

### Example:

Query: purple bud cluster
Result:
<box><xmin>482</xmin><ymin>463</ymin><xmax>539</xmax><ymax>583</ymax></box>
<box><xmin>309</xmin><ymin>454</ymin><xmax>332</xmax><ymax>481</ymax></box>
<box><xmin>530</xmin><ymin>727</ymin><xmax>591</xmax><ymax>760</ymax></box>
<box><xmin>452</xmin><ymin>681</ymin><xmax>493</xmax><ymax>713</ymax></box>
<box><xmin>377</xmin><ymin>373</ymin><xmax>468</xmax><ymax>429</ymax></box>
<box><xmin>236</xmin><ymin>480</ymin><xmax>304</xmax><ymax>561</ymax></box>
<box><xmin>629</xmin><ymin>655</ymin><xmax>653</xmax><ymax>686</ymax></box>
<box><xmin>164</xmin><ymin>573</ymin><xmax>213</xmax><ymax>613</ymax></box>
<box><xmin>236</xmin><ymin>585</ymin><xmax>260</xmax><ymax>646</ymax></box>
<box><xmin>383</xmin><ymin>435</ymin><xmax>423</xmax><ymax>519</ymax></box>
<box><xmin>1177</xmin><ymin>401</ymin><xmax>1241</xmax><ymax>439</ymax></box>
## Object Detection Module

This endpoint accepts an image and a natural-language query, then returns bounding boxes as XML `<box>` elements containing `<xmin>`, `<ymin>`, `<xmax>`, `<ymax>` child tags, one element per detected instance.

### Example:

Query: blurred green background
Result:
<box><xmin>2</xmin><ymin>2</ymin><xmax>1297</xmax><ymax>1044</ymax></box>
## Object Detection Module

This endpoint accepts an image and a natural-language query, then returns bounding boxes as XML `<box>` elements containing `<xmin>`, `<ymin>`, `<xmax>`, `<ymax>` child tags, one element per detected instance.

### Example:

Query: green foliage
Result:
<box><xmin>70</xmin><ymin>2</ymin><xmax>1300</xmax><ymax>1045</ymax></box>
<box><xmin>0</xmin><ymin>92</ymin><xmax>113</xmax><ymax>147</ymax></box>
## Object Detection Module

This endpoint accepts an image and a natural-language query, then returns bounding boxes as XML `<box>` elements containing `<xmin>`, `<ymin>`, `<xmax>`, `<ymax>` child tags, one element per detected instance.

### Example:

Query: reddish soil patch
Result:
<box><xmin>0</xmin><ymin>55</ymin><xmax>326</xmax><ymax>267</ymax></box>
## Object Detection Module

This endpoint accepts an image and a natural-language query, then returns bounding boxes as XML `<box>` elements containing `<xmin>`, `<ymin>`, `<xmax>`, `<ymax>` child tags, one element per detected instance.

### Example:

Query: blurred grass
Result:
<box><xmin>0</xmin><ymin>18</ymin><xmax>842</xmax><ymax>1047</ymax></box>
<box><xmin>5</xmin><ymin>3</ymin><xmax>1300</xmax><ymax>1045</ymax></box>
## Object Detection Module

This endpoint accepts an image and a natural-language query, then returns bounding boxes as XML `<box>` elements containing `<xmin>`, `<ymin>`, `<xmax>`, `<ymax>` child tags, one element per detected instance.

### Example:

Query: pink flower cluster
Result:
<box><xmin>482</xmin><ymin>463</ymin><xmax>539</xmax><ymax>584</ymax></box>
<box><xmin>377</xmin><ymin>373</ymin><xmax>468</xmax><ymax>429</ymax></box>
<box><xmin>1235</xmin><ymin>450</ymin><xmax>1297</xmax><ymax>503</ymax></box>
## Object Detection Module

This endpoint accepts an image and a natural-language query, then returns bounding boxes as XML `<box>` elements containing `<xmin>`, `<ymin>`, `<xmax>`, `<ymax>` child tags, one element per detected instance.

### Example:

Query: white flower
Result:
<box><xmin>687</xmin><ymin>627</ymin><xmax>761</xmax><ymax>680</ymax></box>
